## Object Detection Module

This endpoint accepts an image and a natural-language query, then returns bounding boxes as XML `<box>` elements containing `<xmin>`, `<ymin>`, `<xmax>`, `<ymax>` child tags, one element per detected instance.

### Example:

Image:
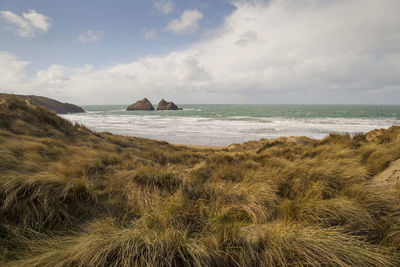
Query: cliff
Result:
<box><xmin>0</xmin><ymin>94</ymin><xmax>85</xmax><ymax>114</ymax></box>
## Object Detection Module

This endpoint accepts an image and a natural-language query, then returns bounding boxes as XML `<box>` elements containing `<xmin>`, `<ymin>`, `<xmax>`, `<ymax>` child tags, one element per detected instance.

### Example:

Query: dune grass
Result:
<box><xmin>1</xmin><ymin>95</ymin><xmax>400</xmax><ymax>266</ymax></box>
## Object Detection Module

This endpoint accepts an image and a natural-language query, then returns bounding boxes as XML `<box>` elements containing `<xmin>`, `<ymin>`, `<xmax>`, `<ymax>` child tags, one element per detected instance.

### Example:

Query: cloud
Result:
<box><xmin>76</xmin><ymin>30</ymin><xmax>104</xmax><ymax>43</ymax></box>
<box><xmin>0</xmin><ymin>52</ymin><xmax>30</xmax><ymax>90</ymax></box>
<box><xmin>166</xmin><ymin>9</ymin><xmax>203</xmax><ymax>35</ymax></box>
<box><xmin>36</xmin><ymin>65</ymin><xmax>70</xmax><ymax>85</ymax></box>
<box><xmin>153</xmin><ymin>0</ymin><xmax>174</xmax><ymax>14</ymax></box>
<box><xmin>2</xmin><ymin>0</ymin><xmax>400</xmax><ymax>104</ymax></box>
<box><xmin>0</xmin><ymin>9</ymin><xmax>52</xmax><ymax>37</ymax></box>
<box><xmin>235</xmin><ymin>31</ymin><xmax>260</xmax><ymax>46</ymax></box>
<box><xmin>143</xmin><ymin>29</ymin><xmax>158</xmax><ymax>40</ymax></box>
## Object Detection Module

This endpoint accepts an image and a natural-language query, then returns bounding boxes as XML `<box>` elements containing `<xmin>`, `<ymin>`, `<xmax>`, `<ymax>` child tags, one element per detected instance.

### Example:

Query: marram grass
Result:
<box><xmin>1</xmin><ymin>95</ymin><xmax>400</xmax><ymax>266</ymax></box>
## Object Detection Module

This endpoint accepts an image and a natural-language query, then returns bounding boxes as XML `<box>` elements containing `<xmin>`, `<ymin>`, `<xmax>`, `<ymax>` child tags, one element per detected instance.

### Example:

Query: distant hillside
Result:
<box><xmin>0</xmin><ymin>93</ymin><xmax>85</xmax><ymax>114</ymax></box>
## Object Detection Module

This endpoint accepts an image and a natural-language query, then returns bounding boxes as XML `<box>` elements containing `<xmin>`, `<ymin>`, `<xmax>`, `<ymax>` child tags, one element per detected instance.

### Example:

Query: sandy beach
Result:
<box><xmin>174</xmin><ymin>143</ymin><xmax>226</xmax><ymax>150</ymax></box>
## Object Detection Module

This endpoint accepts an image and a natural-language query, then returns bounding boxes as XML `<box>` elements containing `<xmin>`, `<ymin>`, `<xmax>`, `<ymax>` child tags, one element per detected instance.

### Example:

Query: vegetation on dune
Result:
<box><xmin>1</xmin><ymin>94</ymin><xmax>400</xmax><ymax>266</ymax></box>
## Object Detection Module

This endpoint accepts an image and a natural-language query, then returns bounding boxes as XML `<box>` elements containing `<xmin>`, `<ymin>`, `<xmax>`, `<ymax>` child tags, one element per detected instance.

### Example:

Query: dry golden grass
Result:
<box><xmin>1</xmin><ymin>95</ymin><xmax>400</xmax><ymax>266</ymax></box>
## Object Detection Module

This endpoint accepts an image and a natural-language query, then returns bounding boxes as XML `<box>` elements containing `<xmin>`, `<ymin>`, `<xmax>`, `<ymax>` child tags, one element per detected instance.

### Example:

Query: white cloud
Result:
<box><xmin>36</xmin><ymin>65</ymin><xmax>70</xmax><ymax>85</ymax></box>
<box><xmin>0</xmin><ymin>52</ymin><xmax>30</xmax><ymax>90</ymax></box>
<box><xmin>166</xmin><ymin>9</ymin><xmax>203</xmax><ymax>35</ymax></box>
<box><xmin>143</xmin><ymin>29</ymin><xmax>158</xmax><ymax>40</ymax></box>
<box><xmin>76</xmin><ymin>30</ymin><xmax>104</xmax><ymax>43</ymax></box>
<box><xmin>2</xmin><ymin>0</ymin><xmax>400</xmax><ymax>104</ymax></box>
<box><xmin>0</xmin><ymin>9</ymin><xmax>52</xmax><ymax>37</ymax></box>
<box><xmin>153</xmin><ymin>0</ymin><xmax>174</xmax><ymax>14</ymax></box>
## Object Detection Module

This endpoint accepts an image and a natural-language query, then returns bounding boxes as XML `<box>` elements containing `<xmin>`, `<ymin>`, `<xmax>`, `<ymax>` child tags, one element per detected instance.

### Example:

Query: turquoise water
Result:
<box><xmin>62</xmin><ymin>104</ymin><xmax>400</xmax><ymax>146</ymax></box>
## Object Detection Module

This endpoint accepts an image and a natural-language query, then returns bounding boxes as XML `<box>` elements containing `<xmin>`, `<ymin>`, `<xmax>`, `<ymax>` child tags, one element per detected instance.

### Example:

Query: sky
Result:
<box><xmin>0</xmin><ymin>0</ymin><xmax>399</xmax><ymax>105</ymax></box>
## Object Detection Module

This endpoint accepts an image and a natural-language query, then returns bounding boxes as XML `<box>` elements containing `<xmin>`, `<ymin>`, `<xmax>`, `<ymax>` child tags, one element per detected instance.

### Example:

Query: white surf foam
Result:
<box><xmin>61</xmin><ymin>113</ymin><xmax>399</xmax><ymax>146</ymax></box>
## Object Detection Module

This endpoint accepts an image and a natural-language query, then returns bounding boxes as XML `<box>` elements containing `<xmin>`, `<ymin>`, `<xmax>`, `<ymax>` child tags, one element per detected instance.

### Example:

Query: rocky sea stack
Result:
<box><xmin>157</xmin><ymin>99</ymin><xmax>182</xmax><ymax>110</ymax></box>
<box><xmin>127</xmin><ymin>98</ymin><xmax>154</xmax><ymax>111</ymax></box>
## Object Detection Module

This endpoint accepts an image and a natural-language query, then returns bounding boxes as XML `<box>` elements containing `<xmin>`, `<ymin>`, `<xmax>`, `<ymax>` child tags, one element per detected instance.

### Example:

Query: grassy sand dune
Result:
<box><xmin>1</xmin><ymin>95</ymin><xmax>400</xmax><ymax>266</ymax></box>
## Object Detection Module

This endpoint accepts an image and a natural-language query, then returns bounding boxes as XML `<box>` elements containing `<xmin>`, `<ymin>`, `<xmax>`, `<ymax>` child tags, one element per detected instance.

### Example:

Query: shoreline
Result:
<box><xmin>173</xmin><ymin>143</ymin><xmax>226</xmax><ymax>150</ymax></box>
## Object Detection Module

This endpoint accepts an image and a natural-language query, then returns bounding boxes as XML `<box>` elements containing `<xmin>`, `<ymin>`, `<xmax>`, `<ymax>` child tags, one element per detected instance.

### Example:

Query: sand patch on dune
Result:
<box><xmin>366</xmin><ymin>158</ymin><xmax>400</xmax><ymax>188</ymax></box>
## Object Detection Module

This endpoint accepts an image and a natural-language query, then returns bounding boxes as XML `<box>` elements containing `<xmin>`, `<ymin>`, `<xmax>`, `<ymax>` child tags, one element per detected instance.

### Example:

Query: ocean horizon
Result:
<box><xmin>61</xmin><ymin>104</ymin><xmax>400</xmax><ymax>146</ymax></box>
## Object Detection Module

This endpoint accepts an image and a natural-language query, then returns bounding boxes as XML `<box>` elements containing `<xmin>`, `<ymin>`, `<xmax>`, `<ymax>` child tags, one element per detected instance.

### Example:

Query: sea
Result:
<box><xmin>61</xmin><ymin>105</ymin><xmax>400</xmax><ymax>146</ymax></box>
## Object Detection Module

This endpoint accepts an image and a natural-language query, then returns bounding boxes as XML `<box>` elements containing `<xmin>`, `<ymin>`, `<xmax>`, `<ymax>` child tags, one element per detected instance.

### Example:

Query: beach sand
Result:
<box><xmin>174</xmin><ymin>143</ymin><xmax>226</xmax><ymax>150</ymax></box>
